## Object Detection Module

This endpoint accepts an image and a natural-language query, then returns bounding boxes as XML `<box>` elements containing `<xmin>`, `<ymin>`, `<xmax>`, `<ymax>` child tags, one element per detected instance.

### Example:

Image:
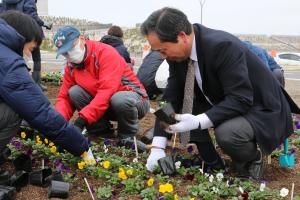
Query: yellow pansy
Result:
<box><xmin>82</xmin><ymin>151</ymin><xmax>87</xmax><ymax>157</ymax></box>
<box><xmin>44</xmin><ymin>138</ymin><xmax>48</xmax><ymax>144</ymax></box>
<box><xmin>77</xmin><ymin>161</ymin><xmax>86</xmax><ymax>170</ymax></box>
<box><xmin>159</xmin><ymin>183</ymin><xmax>174</xmax><ymax>193</ymax></box>
<box><xmin>37</xmin><ymin>140</ymin><xmax>43</xmax><ymax>145</ymax></box>
<box><xmin>50</xmin><ymin>146</ymin><xmax>57</xmax><ymax>153</ymax></box>
<box><xmin>174</xmin><ymin>194</ymin><xmax>178</xmax><ymax>200</ymax></box>
<box><xmin>89</xmin><ymin>158</ymin><xmax>96</xmax><ymax>165</ymax></box>
<box><xmin>126</xmin><ymin>169</ymin><xmax>133</xmax><ymax>176</ymax></box>
<box><xmin>48</xmin><ymin>142</ymin><xmax>54</xmax><ymax>147</ymax></box>
<box><xmin>147</xmin><ymin>178</ymin><xmax>154</xmax><ymax>187</ymax></box>
<box><xmin>21</xmin><ymin>132</ymin><xmax>26</xmax><ymax>139</ymax></box>
<box><xmin>103</xmin><ymin>161</ymin><xmax>110</xmax><ymax>169</ymax></box>
<box><xmin>118</xmin><ymin>172</ymin><xmax>128</xmax><ymax>180</ymax></box>
<box><xmin>119</xmin><ymin>168</ymin><xmax>125</xmax><ymax>174</ymax></box>
<box><xmin>190</xmin><ymin>198</ymin><xmax>195</xmax><ymax>200</ymax></box>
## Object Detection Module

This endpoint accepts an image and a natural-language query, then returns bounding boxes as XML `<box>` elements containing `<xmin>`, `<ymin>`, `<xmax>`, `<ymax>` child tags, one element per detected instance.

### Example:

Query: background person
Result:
<box><xmin>100</xmin><ymin>25</ymin><xmax>133</xmax><ymax>68</ymax></box>
<box><xmin>243</xmin><ymin>41</ymin><xmax>285</xmax><ymax>87</ymax></box>
<box><xmin>1</xmin><ymin>0</ymin><xmax>52</xmax><ymax>91</ymax></box>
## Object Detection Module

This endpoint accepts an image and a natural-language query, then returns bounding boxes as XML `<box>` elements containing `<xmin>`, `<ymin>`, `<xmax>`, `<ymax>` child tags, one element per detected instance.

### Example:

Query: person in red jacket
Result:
<box><xmin>53</xmin><ymin>26</ymin><xmax>150</xmax><ymax>147</ymax></box>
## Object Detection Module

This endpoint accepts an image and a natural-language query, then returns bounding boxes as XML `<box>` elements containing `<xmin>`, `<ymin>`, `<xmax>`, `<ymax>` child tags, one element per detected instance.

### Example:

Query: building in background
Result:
<box><xmin>36</xmin><ymin>0</ymin><xmax>48</xmax><ymax>16</ymax></box>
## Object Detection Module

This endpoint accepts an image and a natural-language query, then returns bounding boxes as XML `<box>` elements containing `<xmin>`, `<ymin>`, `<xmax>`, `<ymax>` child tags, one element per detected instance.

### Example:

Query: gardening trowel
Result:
<box><xmin>279</xmin><ymin>138</ymin><xmax>295</xmax><ymax>168</ymax></box>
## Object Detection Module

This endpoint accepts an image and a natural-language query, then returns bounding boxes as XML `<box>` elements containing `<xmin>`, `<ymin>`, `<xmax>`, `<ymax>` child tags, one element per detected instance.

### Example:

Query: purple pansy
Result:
<box><xmin>187</xmin><ymin>146</ymin><xmax>193</xmax><ymax>154</ymax></box>
<box><xmin>104</xmin><ymin>139</ymin><xmax>110</xmax><ymax>145</ymax></box>
<box><xmin>290</xmin><ymin>148</ymin><xmax>296</xmax><ymax>154</ymax></box>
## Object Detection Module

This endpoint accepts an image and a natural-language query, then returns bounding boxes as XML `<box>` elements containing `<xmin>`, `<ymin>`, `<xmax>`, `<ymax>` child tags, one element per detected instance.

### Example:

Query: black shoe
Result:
<box><xmin>86</xmin><ymin>120</ymin><xmax>115</xmax><ymax>138</ymax></box>
<box><xmin>234</xmin><ymin>150</ymin><xmax>264</xmax><ymax>180</ymax></box>
<box><xmin>118</xmin><ymin>137</ymin><xmax>149</xmax><ymax>153</ymax></box>
<box><xmin>193</xmin><ymin>154</ymin><xmax>225</xmax><ymax>172</ymax></box>
<box><xmin>248</xmin><ymin>150</ymin><xmax>264</xmax><ymax>180</ymax></box>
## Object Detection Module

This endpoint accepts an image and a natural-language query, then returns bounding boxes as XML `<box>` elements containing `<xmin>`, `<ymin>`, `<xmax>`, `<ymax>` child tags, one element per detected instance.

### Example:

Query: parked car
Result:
<box><xmin>275</xmin><ymin>52</ymin><xmax>300</xmax><ymax>65</ymax></box>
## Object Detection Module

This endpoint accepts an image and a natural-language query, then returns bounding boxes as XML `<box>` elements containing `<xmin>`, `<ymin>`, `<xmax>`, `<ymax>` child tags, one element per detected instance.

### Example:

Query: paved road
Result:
<box><xmin>285</xmin><ymin>71</ymin><xmax>300</xmax><ymax>81</ymax></box>
<box><xmin>29</xmin><ymin>50</ymin><xmax>300</xmax><ymax>81</ymax></box>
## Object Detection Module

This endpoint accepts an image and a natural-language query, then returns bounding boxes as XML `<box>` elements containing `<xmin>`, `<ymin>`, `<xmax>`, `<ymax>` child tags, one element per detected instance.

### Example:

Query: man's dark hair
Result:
<box><xmin>108</xmin><ymin>25</ymin><xmax>123</xmax><ymax>38</ymax></box>
<box><xmin>0</xmin><ymin>10</ymin><xmax>43</xmax><ymax>45</ymax></box>
<box><xmin>141</xmin><ymin>7</ymin><xmax>192</xmax><ymax>43</ymax></box>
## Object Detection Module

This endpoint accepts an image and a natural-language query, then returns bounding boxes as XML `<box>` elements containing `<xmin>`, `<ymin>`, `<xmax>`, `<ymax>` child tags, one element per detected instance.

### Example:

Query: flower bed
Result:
<box><xmin>6</xmin><ymin>125</ymin><xmax>299</xmax><ymax>200</ymax></box>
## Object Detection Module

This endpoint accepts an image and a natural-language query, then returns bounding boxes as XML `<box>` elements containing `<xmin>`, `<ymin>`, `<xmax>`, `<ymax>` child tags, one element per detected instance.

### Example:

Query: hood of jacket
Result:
<box><xmin>0</xmin><ymin>19</ymin><xmax>25</xmax><ymax>55</ymax></box>
<box><xmin>100</xmin><ymin>35</ymin><xmax>124</xmax><ymax>48</ymax></box>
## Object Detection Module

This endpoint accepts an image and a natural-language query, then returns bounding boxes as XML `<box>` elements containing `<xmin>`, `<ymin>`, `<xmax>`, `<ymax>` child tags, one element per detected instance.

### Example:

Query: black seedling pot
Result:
<box><xmin>12</xmin><ymin>154</ymin><xmax>32</xmax><ymax>172</ymax></box>
<box><xmin>44</xmin><ymin>171</ymin><xmax>63</xmax><ymax>186</ymax></box>
<box><xmin>0</xmin><ymin>171</ymin><xmax>11</xmax><ymax>186</ymax></box>
<box><xmin>48</xmin><ymin>180</ymin><xmax>69</xmax><ymax>199</ymax></box>
<box><xmin>10</xmin><ymin>171</ymin><xmax>29</xmax><ymax>192</ymax></box>
<box><xmin>0</xmin><ymin>185</ymin><xmax>16</xmax><ymax>200</ymax></box>
<box><xmin>29</xmin><ymin>168</ymin><xmax>52</xmax><ymax>187</ymax></box>
<box><xmin>0</xmin><ymin>148</ymin><xmax>11</xmax><ymax>166</ymax></box>
<box><xmin>158</xmin><ymin>153</ymin><xmax>177</xmax><ymax>176</ymax></box>
<box><xmin>154</xmin><ymin>103</ymin><xmax>176</xmax><ymax>127</ymax></box>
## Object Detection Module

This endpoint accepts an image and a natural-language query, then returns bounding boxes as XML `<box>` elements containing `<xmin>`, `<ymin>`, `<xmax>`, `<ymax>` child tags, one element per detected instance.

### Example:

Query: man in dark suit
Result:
<box><xmin>141</xmin><ymin>7</ymin><xmax>300</xmax><ymax>179</ymax></box>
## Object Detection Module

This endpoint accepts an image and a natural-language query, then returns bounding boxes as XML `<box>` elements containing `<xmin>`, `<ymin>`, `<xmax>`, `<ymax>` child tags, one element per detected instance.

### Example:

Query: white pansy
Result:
<box><xmin>133</xmin><ymin>158</ymin><xmax>138</xmax><ymax>163</ymax></box>
<box><xmin>212</xmin><ymin>187</ymin><xmax>219</xmax><ymax>194</ymax></box>
<box><xmin>199</xmin><ymin>168</ymin><xmax>204</xmax><ymax>174</ymax></box>
<box><xmin>259</xmin><ymin>182</ymin><xmax>266</xmax><ymax>192</ymax></box>
<box><xmin>209</xmin><ymin>175</ymin><xmax>214</xmax><ymax>183</ymax></box>
<box><xmin>216</xmin><ymin>173</ymin><xmax>224</xmax><ymax>182</ymax></box>
<box><xmin>280</xmin><ymin>188</ymin><xmax>289</xmax><ymax>197</ymax></box>
<box><xmin>175</xmin><ymin>161</ymin><xmax>181</xmax><ymax>169</ymax></box>
<box><xmin>96</xmin><ymin>157</ymin><xmax>103</xmax><ymax>162</ymax></box>
<box><xmin>204</xmin><ymin>173</ymin><xmax>209</xmax><ymax>178</ymax></box>
<box><xmin>239</xmin><ymin>186</ymin><xmax>244</xmax><ymax>193</ymax></box>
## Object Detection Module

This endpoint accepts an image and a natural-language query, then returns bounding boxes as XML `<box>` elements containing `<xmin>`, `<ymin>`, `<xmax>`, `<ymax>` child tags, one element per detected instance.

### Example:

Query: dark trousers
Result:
<box><xmin>214</xmin><ymin>116</ymin><xmax>258</xmax><ymax>164</ymax></box>
<box><xmin>68</xmin><ymin>85</ymin><xmax>150</xmax><ymax>138</ymax></box>
<box><xmin>0</xmin><ymin>103</ymin><xmax>22</xmax><ymax>151</ymax></box>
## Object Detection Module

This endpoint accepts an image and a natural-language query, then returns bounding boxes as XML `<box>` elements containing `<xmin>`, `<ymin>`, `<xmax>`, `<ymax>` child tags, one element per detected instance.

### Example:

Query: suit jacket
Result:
<box><xmin>154</xmin><ymin>23</ymin><xmax>300</xmax><ymax>154</ymax></box>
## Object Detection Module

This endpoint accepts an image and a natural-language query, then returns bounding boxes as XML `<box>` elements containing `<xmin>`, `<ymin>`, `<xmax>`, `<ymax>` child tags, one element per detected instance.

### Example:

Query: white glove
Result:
<box><xmin>81</xmin><ymin>148</ymin><xmax>96</xmax><ymax>165</ymax></box>
<box><xmin>166</xmin><ymin>114</ymin><xmax>201</xmax><ymax>133</ymax></box>
<box><xmin>146</xmin><ymin>148</ymin><xmax>166</xmax><ymax>172</ymax></box>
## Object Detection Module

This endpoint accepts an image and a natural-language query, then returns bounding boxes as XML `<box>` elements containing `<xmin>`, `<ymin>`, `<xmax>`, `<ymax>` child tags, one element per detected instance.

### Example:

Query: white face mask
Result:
<box><xmin>23</xmin><ymin>50</ymin><xmax>32</xmax><ymax>64</ymax></box>
<box><xmin>67</xmin><ymin>40</ymin><xmax>85</xmax><ymax>64</ymax></box>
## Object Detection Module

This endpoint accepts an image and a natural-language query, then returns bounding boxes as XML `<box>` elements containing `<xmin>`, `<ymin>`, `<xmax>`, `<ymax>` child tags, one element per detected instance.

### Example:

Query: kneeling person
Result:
<box><xmin>0</xmin><ymin>11</ymin><xmax>90</xmax><ymax>160</ymax></box>
<box><xmin>54</xmin><ymin>26</ymin><xmax>150</xmax><ymax>148</ymax></box>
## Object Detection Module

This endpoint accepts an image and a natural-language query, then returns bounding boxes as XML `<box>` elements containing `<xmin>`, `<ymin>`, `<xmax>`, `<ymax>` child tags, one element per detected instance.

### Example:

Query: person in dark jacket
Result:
<box><xmin>141</xmin><ymin>7</ymin><xmax>300</xmax><ymax>179</ymax></box>
<box><xmin>100</xmin><ymin>25</ymin><xmax>132</xmax><ymax>65</ymax></box>
<box><xmin>1</xmin><ymin>0</ymin><xmax>52</xmax><ymax>91</ymax></box>
<box><xmin>137</xmin><ymin>50</ymin><xmax>165</xmax><ymax>100</ymax></box>
<box><xmin>243</xmin><ymin>41</ymin><xmax>285</xmax><ymax>87</ymax></box>
<box><xmin>0</xmin><ymin>11</ymin><xmax>93</xmax><ymax>162</ymax></box>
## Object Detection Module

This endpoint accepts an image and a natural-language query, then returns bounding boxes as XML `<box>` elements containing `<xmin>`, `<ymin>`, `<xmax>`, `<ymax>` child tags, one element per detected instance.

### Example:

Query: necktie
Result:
<box><xmin>180</xmin><ymin>59</ymin><xmax>195</xmax><ymax>145</ymax></box>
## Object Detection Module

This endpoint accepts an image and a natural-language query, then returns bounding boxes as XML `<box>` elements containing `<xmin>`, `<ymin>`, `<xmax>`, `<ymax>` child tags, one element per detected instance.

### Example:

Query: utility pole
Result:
<box><xmin>198</xmin><ymin>0</ymin><xmax>206</xmax><ymax>24</ymax></box>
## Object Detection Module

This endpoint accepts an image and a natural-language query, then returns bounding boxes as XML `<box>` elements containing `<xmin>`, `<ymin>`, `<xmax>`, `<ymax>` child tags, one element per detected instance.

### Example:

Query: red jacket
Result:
<box><xmin>55</xmin><ymin>40</ymin><xmax>147</xmax><ymax>124</ymax></box>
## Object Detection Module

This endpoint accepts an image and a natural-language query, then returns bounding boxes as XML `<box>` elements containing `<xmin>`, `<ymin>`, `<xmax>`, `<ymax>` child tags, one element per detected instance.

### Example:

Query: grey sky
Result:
<box><xmin>49</xmin><ymin>0</ymin><xmax>300</xmax><ymax>35</ymax></box>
